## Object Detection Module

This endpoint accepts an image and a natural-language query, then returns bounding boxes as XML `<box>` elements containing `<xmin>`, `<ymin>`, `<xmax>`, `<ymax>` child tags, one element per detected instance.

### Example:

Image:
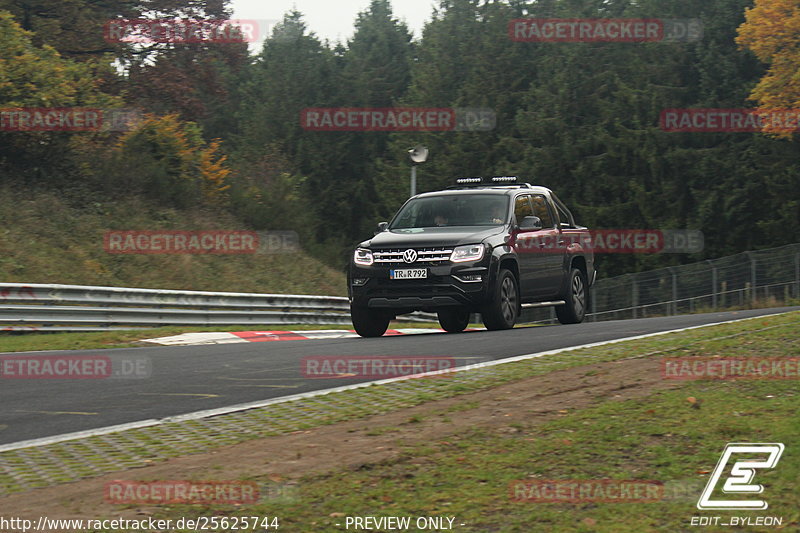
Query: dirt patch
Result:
<box><xmin>1</xmin><ymin>356</ymin><xmax>673</xmax><ymax>520</ymax></box>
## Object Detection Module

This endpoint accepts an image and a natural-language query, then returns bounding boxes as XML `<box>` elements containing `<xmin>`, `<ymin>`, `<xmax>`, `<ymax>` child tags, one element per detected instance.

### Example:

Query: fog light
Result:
<box><xmin>352</xmin><ymin>278</ymin><xmax>368</xmax><ymax>286</ymax></box>
<box><xmin>455</xmin><ymin>274</ymin><xmax>482</xmax><ymax>283</ymax></box>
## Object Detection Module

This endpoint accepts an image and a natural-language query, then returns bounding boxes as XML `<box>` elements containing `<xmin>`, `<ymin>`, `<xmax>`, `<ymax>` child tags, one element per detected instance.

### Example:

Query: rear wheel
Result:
<box><xmin>438</xmin><ymin>308</ymin><xmax>470</xmax><ymax>333</ymax></box>
<box><xmin>481</xmin><ymin>269</ymin><xmax>519</xmax><ymax>330</ymax></box>
<box><xmin>351</xmin><ymin>305</ymin><xmax>390</xmax><ymax>337</ymax></box>
<box><xmin>556</xmin><ymin>268</ymin><xmax>587</xmax><ymax>324</ymax></box>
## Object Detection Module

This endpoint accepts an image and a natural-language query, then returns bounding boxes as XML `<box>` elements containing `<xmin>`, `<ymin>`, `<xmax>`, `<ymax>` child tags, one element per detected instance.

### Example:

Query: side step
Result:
<box><xmin>521</xmin><ymin>300</ymin><xmax>565</xmax><ymax>309</ymax></box>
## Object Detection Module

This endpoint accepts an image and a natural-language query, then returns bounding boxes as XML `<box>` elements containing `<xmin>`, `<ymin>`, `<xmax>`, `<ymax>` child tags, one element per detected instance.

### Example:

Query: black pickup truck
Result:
<box><xmin>348</xmin><ymin>177</ymin><xmax>596</xmax><ymax>337</ymax></box>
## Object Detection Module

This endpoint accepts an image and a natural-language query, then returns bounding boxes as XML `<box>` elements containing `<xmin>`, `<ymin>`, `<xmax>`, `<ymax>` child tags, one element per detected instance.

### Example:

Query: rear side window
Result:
<box><xmin>531</xmin><ymin>195</ymin><xmax>555</xmax><ymax>228</ymax></box>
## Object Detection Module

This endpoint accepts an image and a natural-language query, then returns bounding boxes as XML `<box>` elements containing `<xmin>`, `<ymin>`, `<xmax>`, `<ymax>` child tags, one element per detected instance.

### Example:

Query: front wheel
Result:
<box><xmin>481</xmin><ymin>269</ymin><xmax>519</xmax><ymax>330</ymax></box>
<box><xmin>438</xmin><ymin>308</ymin><xmax>470</xmax><ymax>333</ymax></box>
<box><xmin>351</xmin><ymin>305</ymin><xmax>390</xmax><ymax>337</ymax></box>
<box><xmin>556</xmin><ymin>268</ymin><xmax>587</xmax><ymax>324</ymax></box>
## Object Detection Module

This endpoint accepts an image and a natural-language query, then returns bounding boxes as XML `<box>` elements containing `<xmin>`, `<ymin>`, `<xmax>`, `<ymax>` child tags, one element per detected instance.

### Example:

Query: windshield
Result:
<box><xmin>389</xmin><ymin>194</ymin><xmax>509</xmax><ymax>229</ymax></box>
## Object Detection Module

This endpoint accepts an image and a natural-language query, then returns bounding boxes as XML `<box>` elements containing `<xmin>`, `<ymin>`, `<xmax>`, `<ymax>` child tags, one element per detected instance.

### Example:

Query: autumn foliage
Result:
<box><xmin>199</xmin><ymin>139</ymin><xmax>232</xmax><ymax>203</ymax></box>
<box><xmin>736</xmin><ymin>0</ymin><xmax>800</xmax><ymax>135</ymax></box>
<box><xmin>115</xmin><ymin>114</ymin><xmax>231</xmax><ymax>206</ymax></box>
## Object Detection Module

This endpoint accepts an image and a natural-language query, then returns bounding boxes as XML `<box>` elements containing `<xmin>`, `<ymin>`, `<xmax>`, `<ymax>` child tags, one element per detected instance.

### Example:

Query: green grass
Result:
<box><xmin>140</xmin><ymin>312</ymin><xmax>799</xmax><ymax>533</ymax></box>
<box><xmin>0</xmin><ymin>186</ymin><xmax>346</xmax><ymax>295</ymax></box>
<box><xmin>3</xmin><ymin>313</ymin><xmax>797</xmax><ymax>528</ymax></box>
<box><xmin>258</xmin><ymin>383</ymin><xmax>796</xmax><ymax>533</ymax></box>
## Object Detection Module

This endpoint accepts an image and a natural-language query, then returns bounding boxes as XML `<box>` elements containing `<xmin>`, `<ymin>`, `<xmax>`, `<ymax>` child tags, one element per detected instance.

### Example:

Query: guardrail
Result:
<box><xmin>521</xmin><ymin>242</ymin><xmax>800</xmax><ymax>324</ymax></box>
<box><xmin>5</xmin><ymin>244</ymin><xmax>798</xmax><ymax>332</ymax></box>
<box><xmin>0</xmin><ymin>283</ymin><xmax>429</xmax><ymax>332</ymax></box>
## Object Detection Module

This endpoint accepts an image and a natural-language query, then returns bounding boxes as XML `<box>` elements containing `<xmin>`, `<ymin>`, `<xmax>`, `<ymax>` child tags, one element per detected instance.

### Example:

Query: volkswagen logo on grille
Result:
<box><xmin>403</xmin><ymin>249</ymin><xmax>418</xmax><ymax>263</ymax></box>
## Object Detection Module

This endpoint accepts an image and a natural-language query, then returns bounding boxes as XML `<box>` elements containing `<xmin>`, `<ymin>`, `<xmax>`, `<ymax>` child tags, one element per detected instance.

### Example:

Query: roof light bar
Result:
<box><xmin>453</xmin><ymin>176</ymin><xmax>519</xmax><ymax>186</ymax></box>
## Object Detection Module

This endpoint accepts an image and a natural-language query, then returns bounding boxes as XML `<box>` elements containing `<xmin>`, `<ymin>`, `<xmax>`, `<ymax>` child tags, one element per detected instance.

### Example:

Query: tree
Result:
<box><xmin>125</xmin><ymin>38</ymin><xmax>250</xmax><ymax>139</ymax></box>
<box><xmin>373</xmin><ymin>0</ymin><xmax>500</xmax><ymax>212</ymax></box>
<box><xmin>236</xmin><ymin>11</ymin><xmax>335</xmax><ymax>167</ymax></box>
<box><xmin>0</xmin><ymin>0</ymin><xmax>232</xmax><ymax>61</ymax></box>
<box><xmin>331</xmin><ymin>0</ymin><xmax>415</xmax><ymax>241</ymax></box>
<box><xmin>110</xmin><ymin>114</ymin><xmax>232</xmax><ymax>207</ymax></box>
<box><xmin>736</xmin><ymin>0</ymin><xmax>800</xmax><ymax>134</ymax></box>
<box><xmin>341</xmin><ymin>0</ymin><xmax>412</xmax><ymax>107</ymax></box>
<box><xmin>0</xmin><ymin>10</ymin><xmax>120</xmax><ymax>185</ymax></box>
<box><xmin>0</xmin><ymin>11</ymin><xmax>117</xmax><ymax>108</ymax></box>
<box><xmin>227</xmin><ymin>11</ymin><xmax>340</xmax><ymax>252</ymax></box>
<box><xmin>368</xmin><ymin>0</ymin><xmax>799</xmax><ymax>277</ymax></box>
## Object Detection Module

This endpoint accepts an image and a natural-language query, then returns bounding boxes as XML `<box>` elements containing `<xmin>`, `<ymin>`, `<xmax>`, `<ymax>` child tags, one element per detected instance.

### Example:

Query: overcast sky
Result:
<box><xmin>229</xmin><ymin>0</ymin><xmax>436</xmax><ymax>47</ymax></box>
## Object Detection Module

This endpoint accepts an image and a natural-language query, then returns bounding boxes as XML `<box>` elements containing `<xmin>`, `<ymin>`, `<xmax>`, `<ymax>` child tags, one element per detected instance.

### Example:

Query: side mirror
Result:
<box><xmin>518</xmin><ymin>216</ymin><xmax>542</xmax><ymax>231</ymax></box>
<box><xmin>375</xmin><ymin>222</ymin><xmax>389</xmax><ymax>235</ymax></box>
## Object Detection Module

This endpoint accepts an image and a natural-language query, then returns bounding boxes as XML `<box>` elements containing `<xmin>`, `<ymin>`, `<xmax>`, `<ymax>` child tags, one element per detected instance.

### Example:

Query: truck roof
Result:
<box><xmin>414</xmin><ymin>184</ymin><xmax>553</xmax><ymax>199</ymax></box>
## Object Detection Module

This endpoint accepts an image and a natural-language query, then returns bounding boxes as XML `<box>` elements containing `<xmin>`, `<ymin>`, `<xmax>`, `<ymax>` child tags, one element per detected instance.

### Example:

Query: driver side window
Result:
<box><xmin>514</xmin><ymin>195</ymin><xmax>533</xmax><ymax>223</ymax></box>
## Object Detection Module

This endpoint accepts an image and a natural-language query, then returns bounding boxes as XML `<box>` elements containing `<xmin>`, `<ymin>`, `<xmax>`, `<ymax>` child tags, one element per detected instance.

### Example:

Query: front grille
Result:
<box><xmin>372</xmin><ymin>277</ymin><xmax>446</xmax><ymax>293</ymax></box>
<box><xmin>373</xmin><ymin>247</ymin><xmax>453</xmax><ymax>265</ymax></box>
<box><xmin>367</xmin><ymin>279</ymin><xmax>466</xmax><ymax>298</ymax></box>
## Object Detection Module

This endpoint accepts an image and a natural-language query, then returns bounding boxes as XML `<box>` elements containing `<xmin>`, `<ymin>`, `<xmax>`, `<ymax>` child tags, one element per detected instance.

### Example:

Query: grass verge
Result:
<box><xmin>137</xmin><ymin>312</ymin><xmax>800</xmax><ymax>533</ymax></box>
<box><xmin>0</xmin><ymin>187</ymin><xmax>346</xmax><ymax>294</ymax></box>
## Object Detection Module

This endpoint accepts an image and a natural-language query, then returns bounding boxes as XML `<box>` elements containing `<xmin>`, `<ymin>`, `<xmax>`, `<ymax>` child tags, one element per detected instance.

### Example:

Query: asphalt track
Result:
<box><xmin>0</xmin><ymin>307</ymin><xmax>795</xmax><ymax>445</ymax></box>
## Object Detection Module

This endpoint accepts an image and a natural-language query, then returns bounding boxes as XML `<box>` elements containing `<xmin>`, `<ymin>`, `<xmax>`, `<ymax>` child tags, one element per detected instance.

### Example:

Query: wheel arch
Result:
<box><xmin>559</xmin><ymin>255</ymin><xmax>588</xmax><ymax>300</ymax></box>
<box><xmin>497</xmin><ymin>256</ymin><xmax>520</xmax><ymax>284</ymax></box>
<box><xmin>570</xmin><ymin>255</ymin><xmax>587</xmax><ymax>278</ymax></box>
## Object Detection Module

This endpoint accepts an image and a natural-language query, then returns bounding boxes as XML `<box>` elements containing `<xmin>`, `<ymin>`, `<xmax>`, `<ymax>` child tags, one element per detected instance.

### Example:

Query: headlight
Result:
<box><xmin>354</xmin><ymin>248</ymin><xmax>374</xmax><ymax>266</ymax></box>
<box><xmin>450</xmin><ymin>244</ymin><xmax>485</xmax><ymax>263</ymax></box>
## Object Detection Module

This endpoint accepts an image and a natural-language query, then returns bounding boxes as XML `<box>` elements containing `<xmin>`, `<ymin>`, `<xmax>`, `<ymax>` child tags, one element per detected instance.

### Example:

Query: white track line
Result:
<box><xmin>0</xmin><ymin>311</ymin><xmax>792</xmax><ymax>453</ymax></box>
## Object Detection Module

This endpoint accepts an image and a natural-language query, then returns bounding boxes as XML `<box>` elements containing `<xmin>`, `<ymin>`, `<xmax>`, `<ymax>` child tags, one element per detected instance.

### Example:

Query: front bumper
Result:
<box><xmin>349</xmin><ymin>263</ymin><xmax>492</xmax><ymax>313</ymax></box>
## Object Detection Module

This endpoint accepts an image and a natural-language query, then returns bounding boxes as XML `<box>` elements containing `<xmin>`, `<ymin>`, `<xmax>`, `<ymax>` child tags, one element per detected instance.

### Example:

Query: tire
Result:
<box><xmin>481</xmin><ymin>268</ymin><xmax>519</xmax><ymax>330</ymax></box>
<box><xmin>351</xmin><ymin>305</ymin><xmax>390</xmax><ymax>337</ymax></box>
<box><xmin>438</xmin><ymin>308</ymin><xmax>470</xmax><ymax>333</ymax></box>
<box><xmin>556</xmin><ymin>267</ymin><xmax>587</xmax><ymax>324</ymax></box>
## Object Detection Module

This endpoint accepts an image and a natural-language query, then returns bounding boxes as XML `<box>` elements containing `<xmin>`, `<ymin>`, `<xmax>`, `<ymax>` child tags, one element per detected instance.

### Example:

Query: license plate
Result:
<box><xmin>390</xmin><ymin>269</ymin><xmax>427</xmax><ymax>280</ymax></box>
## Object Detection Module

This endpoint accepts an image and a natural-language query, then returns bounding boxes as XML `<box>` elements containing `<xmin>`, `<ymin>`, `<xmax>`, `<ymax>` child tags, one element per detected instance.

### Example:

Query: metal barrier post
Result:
<box><xmin>795</xmin><ymin>253</ymin><xmax>800</xmax><ymax>298</ymax></box>
<box><xmin>707</xmin><ymin>260</ymin><xmax>717</xmax><ymax>310</ymax></box>
<box><xmin>668</xmin><ymin>267</ymin><xmax>678</xmax><ymax>315</ymax></box>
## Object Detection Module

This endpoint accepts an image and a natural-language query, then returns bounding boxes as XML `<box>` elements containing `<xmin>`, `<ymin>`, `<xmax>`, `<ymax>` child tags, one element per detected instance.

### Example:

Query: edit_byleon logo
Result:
<box><xmin>697</xmin><ymin>443</ymin><xmax>784</xmax><ymax>511</ymax></box>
